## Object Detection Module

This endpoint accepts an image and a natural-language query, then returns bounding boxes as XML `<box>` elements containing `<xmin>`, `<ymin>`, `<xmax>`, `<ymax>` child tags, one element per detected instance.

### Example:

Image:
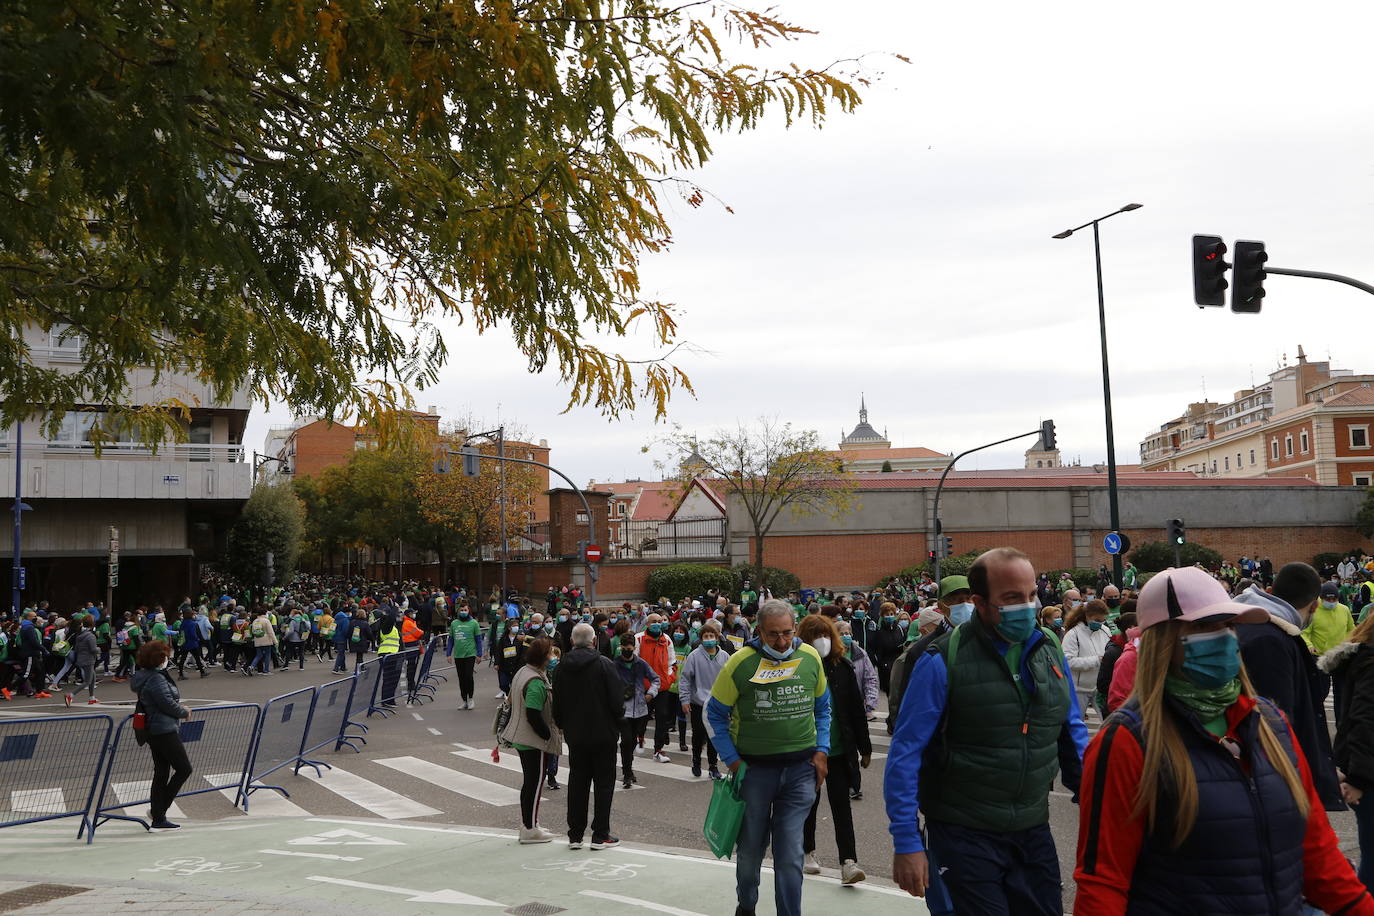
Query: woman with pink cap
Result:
<box><xmin>1074</xmin><ymin>566</ymin><xmax>1374</xmax><ymax>915</ymax></box>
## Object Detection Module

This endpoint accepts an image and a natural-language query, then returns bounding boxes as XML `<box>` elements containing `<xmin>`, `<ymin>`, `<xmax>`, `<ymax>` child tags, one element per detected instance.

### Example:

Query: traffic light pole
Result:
<box><xmin>1093</xmin><ymin>220</ymin><xmax>1125</xmax><ymax>591</ymax></box>
<box><xmin>1263</xmin><ymin>266</ymin><xmax>1374</xmax><ymax>297</ymax></box>
<box><xmin>439</xmin><ymin>448</ymin><xmax>597</xmax><ymax>607</ymax></box>
<box><xmin>931</xmin><ymin>427</ymin><xmax>1046</xmax><ymax>583</ymax></box>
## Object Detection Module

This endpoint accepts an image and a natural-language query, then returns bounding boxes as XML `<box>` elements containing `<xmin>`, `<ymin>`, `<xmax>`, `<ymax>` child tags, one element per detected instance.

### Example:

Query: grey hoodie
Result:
<box><xmin>1233</xmin><ymin>584</ymin><xmax>1305</xmax><ymax>628</ymax></box>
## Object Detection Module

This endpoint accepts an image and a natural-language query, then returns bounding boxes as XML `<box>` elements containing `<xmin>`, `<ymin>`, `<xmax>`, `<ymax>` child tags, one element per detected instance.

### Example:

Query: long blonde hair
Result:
<box><xmin>1130</xmin><ymin>619</ymin><xmax>1309</xmax><ymax>847</ymax></box>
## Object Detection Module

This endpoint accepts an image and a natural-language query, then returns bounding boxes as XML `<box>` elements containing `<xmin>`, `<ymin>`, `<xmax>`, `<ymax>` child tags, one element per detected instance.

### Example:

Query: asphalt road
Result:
<box><xmin>2</xmin><ymin>648</ymin><xmax>1361</xmax><ymax>912</ymax></box>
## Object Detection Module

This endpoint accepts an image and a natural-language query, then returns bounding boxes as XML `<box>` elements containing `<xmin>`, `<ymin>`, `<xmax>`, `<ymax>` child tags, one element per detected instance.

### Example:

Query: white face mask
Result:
<box><xmin>157</xmin><ymin>659</ymin><xmax>170</xmax><ymax>670</ymax></box>
<box><xmin>812</xmin><ymin>637</ymin><xmax>831</xmax><ymax>658</ymax></box>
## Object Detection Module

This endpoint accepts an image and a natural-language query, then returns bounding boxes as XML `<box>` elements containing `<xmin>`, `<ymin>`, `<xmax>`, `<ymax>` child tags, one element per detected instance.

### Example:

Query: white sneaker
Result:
<box><xmin>841</xmin><ymin>860</ymin><xmax>866</xmax><ymax>885</ymax></box>
<box><xmin>803</xmin><ymin>854</ymin><xmax>821</xmax><ymax>875</ymax></box>
<box><xmin>464</xmin><ymin>698</ymin><xmax>473</xmax><ymax>710</ymax></box>
<box><xmin>494</xmin><ymin>691</ymin><xmax>505</xmax><ymax>699</ymax></box>
<box><xmin>652</xmin><ymin>751</ymin><xmax>671</xmax><ymax>764</ymax></box>
<box><xmin>518</xmin><ymin>826</ymin><xmax>554</xmax><ymax>845</ymax></box>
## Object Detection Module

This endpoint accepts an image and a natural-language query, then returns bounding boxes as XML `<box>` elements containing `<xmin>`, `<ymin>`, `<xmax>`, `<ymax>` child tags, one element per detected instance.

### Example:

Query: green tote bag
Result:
<box><xmin>703</xmin><ymin>762</ymin><xmax>748</xmax><ymax>860</ymax></box>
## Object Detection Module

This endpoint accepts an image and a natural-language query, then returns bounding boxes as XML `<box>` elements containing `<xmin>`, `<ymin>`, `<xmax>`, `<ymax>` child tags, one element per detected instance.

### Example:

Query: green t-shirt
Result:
<box><xmin>669</xmin><ymin>643</ymin><xmax>691</xmax><ymax>693</ymax></box>
<box><xmin>740</xmin><ymin>589</ymin><xmax>759</xmax><ymax>609</ymax></box>
<box><xmin>709</xmin><ymin>644</ymin><xmax>829</xmax><ymax>757</ymax></box>
<box><xmin>513</xmin><ymin>677</ymin><xmax>548</xmax><ymax>752</ymax></box>
<box><xmin>448</xmin><ymin>618</ymin><xmax>481</xmax><ymax>659</ymax></box>
<box><xmin>1004</xmin><ymin>641</ymin><xmax>1027</xmax><ymax>701</ymax></box>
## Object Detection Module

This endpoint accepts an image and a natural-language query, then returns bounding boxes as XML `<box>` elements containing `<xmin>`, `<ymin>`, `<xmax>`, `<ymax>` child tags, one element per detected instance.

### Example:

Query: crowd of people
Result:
<box><xmin>12</xmin><ymin>552</ymin><xmax>1374</xmax><ymax>913</ymax></box>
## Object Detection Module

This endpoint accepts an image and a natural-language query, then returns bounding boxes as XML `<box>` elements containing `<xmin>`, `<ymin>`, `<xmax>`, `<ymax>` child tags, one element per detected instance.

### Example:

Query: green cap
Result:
<box><xmin>939</xmin><ymin>575</ymin><xmax>971</xmax><ymax>599</ymax></box>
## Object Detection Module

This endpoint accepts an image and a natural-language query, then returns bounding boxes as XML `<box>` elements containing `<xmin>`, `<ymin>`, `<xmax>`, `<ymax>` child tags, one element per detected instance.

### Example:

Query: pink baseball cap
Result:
<box><xmin>1137</xmin><ymin>566</ymin><xmax>1268</xmax><ymax>630</ymax></box>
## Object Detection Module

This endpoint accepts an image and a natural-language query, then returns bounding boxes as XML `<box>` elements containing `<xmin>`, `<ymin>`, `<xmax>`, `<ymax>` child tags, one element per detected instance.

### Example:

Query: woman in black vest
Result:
<box><xmin>1075</xmin><ymin>566</ymin><xmax>1372</xmax><ymax>915</ymax></box>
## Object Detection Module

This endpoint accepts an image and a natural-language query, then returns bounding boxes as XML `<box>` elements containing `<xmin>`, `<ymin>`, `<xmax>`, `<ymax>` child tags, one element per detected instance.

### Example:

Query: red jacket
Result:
<box><xmin>637</xmin><ymin>633</ymin><xmax>676</xmax><ymax>691</ymax></box>
<box><xmin>1075</xmin><ymin>694</ymin><xmax>1374</xmax><ymax>915</ymax></box>
<box><xmin>1106</xmin><ymin>638</ymin><xmax>1138</xmax><ymax>713</ymax></box>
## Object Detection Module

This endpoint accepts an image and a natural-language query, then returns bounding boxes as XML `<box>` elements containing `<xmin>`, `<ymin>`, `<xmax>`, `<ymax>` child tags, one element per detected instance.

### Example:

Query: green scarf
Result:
<box><xmin>1165</xmin><ymin>674</ymin><xmax>1241</xmax><ymax>724</ymax></box>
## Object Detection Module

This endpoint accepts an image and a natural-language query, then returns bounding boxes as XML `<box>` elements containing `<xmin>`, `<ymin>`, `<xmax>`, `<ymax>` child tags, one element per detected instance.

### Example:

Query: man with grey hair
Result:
<box><xmin>552</xmin><ymin>622</ymin><xmax>625</xmax><ymax>849</ymax></box>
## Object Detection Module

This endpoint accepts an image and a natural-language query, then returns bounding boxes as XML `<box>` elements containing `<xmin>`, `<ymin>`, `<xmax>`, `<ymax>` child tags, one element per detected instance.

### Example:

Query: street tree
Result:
<box><xmin>662</xmin><ymin>420</ymin><xmax>856</xmax><ymax>589</ymax></box>
<box><xmin>1</xmin><ymin>2</ymin><xmax>865</xmax><ymax>443</ymax></box>
<box><xmin>223</xmin><ymin>480</ymin><xmax>306</xmax><ymax>590</ymax></box>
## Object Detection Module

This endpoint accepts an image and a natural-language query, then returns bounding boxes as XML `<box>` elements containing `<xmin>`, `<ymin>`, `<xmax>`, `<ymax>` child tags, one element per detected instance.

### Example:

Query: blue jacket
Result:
<box><xmin>333</xmin><ymin>611</ymin><xmax>352</xmax><ymax>643</ymax></box>
<box><xmin>130</xmin><ymin>668</ymin><xmax>188</xmax><ymax>736</ymax></box>
<box><xmin>884</xmin><ymin>625</ymin><xmax>1088</xmax><ymax>854</ymax></box>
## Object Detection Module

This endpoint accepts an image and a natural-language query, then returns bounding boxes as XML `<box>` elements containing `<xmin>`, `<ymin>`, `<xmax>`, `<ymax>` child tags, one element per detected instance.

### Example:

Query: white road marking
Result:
<box><xmin>427</xmin><ymin>727</ymin><xmax>443</xmax><ymax>736</ymax></box>
<box><xmin>579</xmin><ymin>891</ymin><xmax>707</xmax><ymax>916</ymax></box>
<box><xmin>207</xmin><ymin>773</ymin><xmax>310</xmax><ymax>817</ymax></box>
<box><xmin>374</xmin><ymin>756</ymin><xmax>520</xmax><ymax>806</ymax></box>
<box><xmin>450</xmin><ymin>742</ymin><xmax>475</xmax><ymax>751</ymax></box>
<box><xmin>298</xmin><ymin>765</ymin><xmax>442</xmax><ymax>819</ymax></box>
<box><xmin>306</xmin><ymin>875</ymin><xmax>505</xmax><ymax>906</ymax></box>
<box><xmin>306</xmin><ymin>816</ymin><xmax>514</xmax><ymax>839</ymax></box>
<box><xmin>288</xmin><ymin>827</ymin><xmax>403</xmax><ymax>846</ymax></box>
<box><xmin>10</xmin><ymin>788</ymin><xmax>67</xmax><ymax>814</ymax></box>
<box><xmin>109</xmin><ymin>780</ymin><xmax>184</xmax><ymax>819</ymax></box>
<box><xmin>451</xmin><ymin>750</ymin><xmax>646</xmax><ymax>791</ymax></box>
<box><xmin>260</xmin><ymin>849</ymin><xmax>363</xmax><ymax>862</ymax></box>
<box><xmin>411</xmin><ymin>712</ymin><xmax>424</xmax><ymax>721</ymax></box>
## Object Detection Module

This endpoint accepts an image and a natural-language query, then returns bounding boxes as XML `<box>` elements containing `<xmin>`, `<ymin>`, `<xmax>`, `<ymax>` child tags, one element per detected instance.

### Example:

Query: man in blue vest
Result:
<box><xmin>885</xmin><ymin>547</ymin><xmax>1089</xmax><ymax>914</ymax></box>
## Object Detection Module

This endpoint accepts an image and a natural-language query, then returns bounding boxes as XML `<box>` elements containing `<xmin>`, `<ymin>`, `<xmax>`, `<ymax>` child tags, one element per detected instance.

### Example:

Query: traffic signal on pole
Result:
<box><xmin>943</xmin><ymin>536</ymin><xmax>954</xmax><ymax>557</ymax></box>
<box><xmin>461</xmin><ymin>445</ymin><xmax>480</xmax><ymax>477</ymax></box>
<box><xmin>1192</xmin><ymin>235</ymin><xmax>1229</xmax><ymax>307</ymax></box>
<box><xmin>1166</xmin><ymin>518</ymin><xmax>1186</xmax><ymax>547</ymax></box>
<box><xmin>1231</xmin><ymin>240</ymin><xmax>1267</xmax><ymax>313</ymax></box>
<box><xmin>1040</xmin><ymin>419</ymin><xmax>1057</xmax><ymax>452</ymax></box>
<box><xmin>928</xmin><ymin>549</ymin><xmax>937</xmax><ymax>561</ymax></box>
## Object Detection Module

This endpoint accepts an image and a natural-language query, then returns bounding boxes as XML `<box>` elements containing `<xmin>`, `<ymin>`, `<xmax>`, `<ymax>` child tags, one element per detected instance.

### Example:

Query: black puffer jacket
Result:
<box><xmin>551</xmin><ymin>647</ymin><xmax>625</xmax><ymax>746</ymax></box>
<box><xmin>1323</xmin><ymin>640</ymin><xmax>1374</xmax><ymax>794</ymax></box>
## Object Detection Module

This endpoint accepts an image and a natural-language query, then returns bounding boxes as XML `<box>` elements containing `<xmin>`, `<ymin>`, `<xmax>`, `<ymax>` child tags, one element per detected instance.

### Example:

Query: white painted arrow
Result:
<box><xmin>306</xmin><ymin>876</ymin><xmax>504</xmax><ymax>906</ymax></box>
<box><xmin>288</xmin><ymin>828</ymin><xmax>403</xmax><ymax>847</ymax></box>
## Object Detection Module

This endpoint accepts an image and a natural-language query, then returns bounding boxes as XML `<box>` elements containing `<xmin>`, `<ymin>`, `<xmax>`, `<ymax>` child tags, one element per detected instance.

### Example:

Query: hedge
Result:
<box><xmin>644</xmin><ymin>564</ymin><xmax>735</xmax><ymax>603</ymax></box>
<box><xmin>731</xmin><ymin>563</ymin><xmax>801</xmax><ymax>598</ymax></box>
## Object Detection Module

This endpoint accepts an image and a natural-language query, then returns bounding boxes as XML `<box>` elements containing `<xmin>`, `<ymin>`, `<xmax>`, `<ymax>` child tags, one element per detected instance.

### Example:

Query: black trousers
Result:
<box><xmin>453</xmin><ymin>656</ymin><xmax>476</xmax><ymax>700</ymax></box>
<box><xmin>379</xmin><ymin>653</ymin><xmax>403</xmax><ymax>705</ymax></box>
<box><xmin>404</xmin><ymin>647</ymin><xmax>421</xmax><ymax>693</ymax></box>
<box><xmin>176</xmin><ymin>645</ymin><xmax>206</xmax><ymax>675</ymax></box>
<box><xmin>926</xmin><ymin>820</ymin><xmax>1061</xmax><ymax>916</ymax></box>
<box><xmin>146</xmin><ymin>730</ymin><xmax>193</xmax><ymax>821</ymax></box>
<box><xmin>517</xmin><ymin>748</ymin><xmax>546</xmax><ymax>829</ymax></box>
<box><xmin>566</xmin><ymin>740</ymin><xmax>616</xmax><ymax>842</ymax></box>
<box><xmin>620</xmin><ymin>715</ymin><xmax>648</xmax><ymax>776</ymax></box>
<box><xmin>803</xmin><ymin>751</ymin><xmax>857</xmax><ymax>862</ymax></box>
<box><xmin>689</xmin><ymin>703</ymin><xmax>718</xmax><ymax>768</ymax></box>
<box><xmin>651</xmin><ymin>691</ymin><xmax>676</xmax><ymax>751</ymax></box>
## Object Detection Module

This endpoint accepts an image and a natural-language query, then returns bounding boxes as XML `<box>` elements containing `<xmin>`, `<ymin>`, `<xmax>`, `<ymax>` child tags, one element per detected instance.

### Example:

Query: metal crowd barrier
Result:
<box><xmin>0</xmin><ymin>715</ymin><xmax>112</xmax><ymax>837</ymax></box>
<box><xmin>407</xmin><ymin>637</ymin><xmax>443</xmax><ymax>704</ymax></box>
<box><xmin>88</xmin><ymin>702</ymin><xmax>261</xmax><ymax>841</ymax></box>
<box><xmin>349</xmin><ymin>656</ymin><xmax>384</xmax><ymax>724</ymax></box>
<box><xmin>301</xmin><ymin>675</ymin><xmax>364</xmax><ymax>756</ymax></box>
<box><xmin>370</xmin><ymin>648</ymin><xmax>418</xmax><ymax>716</ymax></box>
<box><xmin>237</xmin><ymin>685</ymin><xmax>320</xmax><ymax>811</ymax></box>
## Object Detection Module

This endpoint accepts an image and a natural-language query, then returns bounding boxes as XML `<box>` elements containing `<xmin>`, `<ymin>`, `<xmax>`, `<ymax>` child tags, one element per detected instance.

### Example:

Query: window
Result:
<box><xmin>617</xmin><ymin>503</ymin><xmax>627</xmax><ymax>516</ymax></box>
<box><xmin>48</xmin><ymin>323</ymin><xmax>84</xmax><ymax>356</ymax></box>
<box><xmin>1210</xmin><ymin>460</ymin><xmax>1217</xmax><ymax>473</ymax></box>
<box><xmin>575</xmin><ymin>511</ymin><xmax>588</xmax><ymax>524</ymax></box>
<box><xmin>49</xmin><ymin>411</ymin><xmax>98</xmax><ymax>447</ymax></box>
<box><xmin>1035</xmin><ymin>460</ymin><xmax>1043</xmax><ymax>468</ymax></box>
<box><xmin>1352</xmin><ymin>425</ymin><xmax>1370</xmax><ymax>449</ymax></box>
<box><xmin>1355</xmin><ymin>474</ymin><xmax>1373</xmax><ymax>487</ymax></box>
<box><xmin>1237</xmin><ymin>453</ymin><xmax>1242</xmax><ymax>469</ymax></box>
<box><xmin>1285</xmin><ymin>435</ymin><xmax>1294</xmax><ymax>457</ymax></box>
<box><xmin>1300</xmin><ymin>430</ymin><xmax>1309</xmax><ymax>454</ymax></box>
<box><xmin>1224</xmin><ymin>456</ymin><xmax>1229</xmax><ymax>471</ymax></box>
<box><xmin>1271</xmin><ymin>439</ymin><xmax>1280</xmax><ymax>460</ymax></box>
<box><xmin>1250</xmin><ymin>448</ymin><xmax>1256</xmax><ymax>466</ymax></box>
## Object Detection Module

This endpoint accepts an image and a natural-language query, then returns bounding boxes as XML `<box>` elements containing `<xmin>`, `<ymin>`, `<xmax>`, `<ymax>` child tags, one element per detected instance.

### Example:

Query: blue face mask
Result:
<box><xmin>609</xmin><ymin>616</ymin><xmax>619</xmax><ymax>624</ymax></box>
<box><xmin>1180</xmin><ymin>628</ymin><xmax>1240</xmax><ymax>688</ymax></box>
<box><xmin>702</xmin><ymin>639</ymin><xmax>718</xmax><ymax>650</ymax></box>
<box><xmin>1087</xmin><ymin>620</ymin><xmax>1104</xmax><ymax>632</ymax></box>
<box><xmin>995</xmin><ymin>603</ymin><xmax>1038</xmax><ymax>643</ymax></box>
<box><xmin>841</xmin><ymin>634</ymin><xmax>853</xmax><ymax>648</ymax></box>
<box><xmin>458</xmin><ymin>612</ymin><xmax>469</xmax><ymax>620</ymax></box>
<box><xmin>648</xmin><ymin>624</ymin><xmax>663</xmax><ymax>637</ymax></box>
<box><xmin>854</xmin><ymin>611</ymin><xmax>866</xmax><ymax>620</ymax></box>
<box><xmin>761</xmin><ymin>640</ymin><xmax>796</xmax><ymax>661</ymax></box>
<box><xmin>547</xmin><ymin>659</ymin><xmax>559</xmax><ymax>673</ymax></box>
<box><xmin>948</xmin><ymin>602</ymin><xmax>974</xmax><ymax>626</ymax></box>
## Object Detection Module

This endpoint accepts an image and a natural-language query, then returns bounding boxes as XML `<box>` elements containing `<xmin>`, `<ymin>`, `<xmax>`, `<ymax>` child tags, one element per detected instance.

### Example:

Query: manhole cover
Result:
<box><xmin>0</xmin><ymin>884</ymin><xmax>90</xmax><ymax>911</ymax></box>
<box><xmin>505</xmin><ymin>904</ymin><xmax>566</xmax><ymax>916</ymax></box>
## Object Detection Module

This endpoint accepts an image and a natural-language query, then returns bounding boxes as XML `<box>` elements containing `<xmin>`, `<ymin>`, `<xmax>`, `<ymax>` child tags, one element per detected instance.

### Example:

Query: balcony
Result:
<box><xmin>0</xmin><ymin>451</ymin><xmax>252</xmax><ymax>501</ymax></box>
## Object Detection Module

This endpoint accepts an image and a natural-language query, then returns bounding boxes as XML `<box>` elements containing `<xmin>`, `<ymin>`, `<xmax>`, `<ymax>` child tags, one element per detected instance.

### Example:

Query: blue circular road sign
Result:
<box><xmin>1104</xmin><ymin>532</ymin><xmax>1123</xmax><ymax>555</ymax></box>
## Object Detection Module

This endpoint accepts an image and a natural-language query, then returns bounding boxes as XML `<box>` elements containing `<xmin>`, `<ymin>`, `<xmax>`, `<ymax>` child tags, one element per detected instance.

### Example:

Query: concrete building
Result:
<box><xmin>725</xmin><ymin>468</ymin><xmax>1371</xmax><ymax>591</ymax></box>
<box><xmin>833</xmin><ymin>397</ymin><xmax>950</xmax><ymax>472</ymax></box>
<box><xmin>1140</xmin><ymin>347</ymin><xmax>1374</xmax><ymax>484</ymax></box>
<box><xmin>0</xmin><ymin>323</ymin><xmax>253</xmax><ymax>610</ymax></box>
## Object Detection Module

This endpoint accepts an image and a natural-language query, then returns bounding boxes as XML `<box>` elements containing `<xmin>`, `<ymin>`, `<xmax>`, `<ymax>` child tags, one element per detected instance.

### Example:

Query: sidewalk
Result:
<box><xmin>0</xmin><ymin>816</ymin><xmax>927</xmax><ymax>915</ymax></box>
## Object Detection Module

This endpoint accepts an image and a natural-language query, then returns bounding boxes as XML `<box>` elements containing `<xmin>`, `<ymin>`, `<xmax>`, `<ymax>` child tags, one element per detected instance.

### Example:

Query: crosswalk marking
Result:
<box><xmin>451</xmin><ymin>750</ymin><xmax>644</xmax><ymax>791</ymax></box>
<box><xmin>375</xmin><ymin>755</ymin><xmax>520</xmax><ymax>806</ymax></box>
<box><xmin>10</xmin><ymin>788</ymin><xmax>66</xmax><ymax>814</ymax></box>
<box><xmin>205</xmin><ymin>774</ymin><xmax>311</xmax><ymax>817</ymax></box>
<box><xmin>109</xmin><ymin>780</ymin><xmax>184</xmax><ymax>819</ymax></box>
<box><xmin>299</xmin><ymin>765</ymin><xmax>443</xmax><ymax>819</ymax></box>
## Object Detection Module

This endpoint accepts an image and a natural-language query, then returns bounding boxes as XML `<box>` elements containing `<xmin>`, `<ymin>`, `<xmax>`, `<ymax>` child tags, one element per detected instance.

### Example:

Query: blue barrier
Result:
<box><xmin>0</xmin><ymin>715</ymin><xmax>111</xmax><ymax>838</ymax></box>
<box><xmin>300</xmin><ymin>675</ymin><xmax>363</xmax><ymax>758</ymax></box>
<box><xmin>407</xmin><ymin>637</ymin><xmax>443</xmax><ymax>704</ymax></box>
<box><xmin>368</xmin><ymin>650</ymin><xmax>417</xmax><ymax>717</ymax></box>
<box><xmin>238</xmin><ymin>685</ymin><xmax>320</xmax><ymax>811</ymax></box>
<box><xmin>349</xmin><ymin>657</ymin><xmax>384</xmax><ymax>725</ymax></box>
<box><xmin>88</xmin><ymin>703</ymin><xmax>261</xmax><ymax>841</ymax></box>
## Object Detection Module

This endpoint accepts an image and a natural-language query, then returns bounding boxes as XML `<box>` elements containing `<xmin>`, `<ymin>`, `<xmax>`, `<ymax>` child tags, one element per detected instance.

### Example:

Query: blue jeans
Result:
<box><xmin>251</xmin><ymin>645</ymin><xmax>272</xmax><ymax>673</ymax></box>
<box><xmin>735</xmin><ymin>759</ymin><xmax>817</xmax><ymax>916</ymax></box>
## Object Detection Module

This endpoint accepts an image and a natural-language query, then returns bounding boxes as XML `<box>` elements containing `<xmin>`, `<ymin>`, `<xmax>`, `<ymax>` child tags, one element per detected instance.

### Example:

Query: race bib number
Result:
<box><xmin>726</xmin><ymin>635</ymin><xmax>744</xmax><ymax>649</ymax></box>
<box><xmin>503</xmin><ymin>646</ymin><xmax>517</xmax><ymax>658</ymax></box>
<box><xmin>748</xmin><ymin>658</ymin><xmax>802</xmax><ymax>685</ymax></box>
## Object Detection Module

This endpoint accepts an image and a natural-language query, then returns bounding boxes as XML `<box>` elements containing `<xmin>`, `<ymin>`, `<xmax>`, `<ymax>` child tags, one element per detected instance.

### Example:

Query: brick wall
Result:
<box><xmin>1088</xmin><ymin>526</ymin><xmax>1374</xmax><ymax>569</ymax></box>
<box><xmin>548</xmin><ymin>489</ymin><xmax>611</xmax><ymax>558</ymax></box>
<box><xmin>448</xmin><ymin>557</ymin><xmax>728</xmax><ymax>603</ymax></box>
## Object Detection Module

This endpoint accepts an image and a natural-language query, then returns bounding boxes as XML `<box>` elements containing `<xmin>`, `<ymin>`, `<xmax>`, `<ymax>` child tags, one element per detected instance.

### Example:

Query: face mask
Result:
<box><xmin>581</xmin><ymin>614</ymin><xmax>592</xmax><ymax>623</ymax></box>
<box><xmin>672</xmin><ymin>632</ymin><xmax>686</xmax><ymax>644</ymax></box>
<box><xmin>948</xmin><ymin>602</ymin><xmax>974</xmax><ymax>626</ymax></box>
<box><xmin>1323</xmin><ymin>600</ymin><xmax>1337</xmax><ymax>610</ymax></box>
<box><xmin>648</xmin><ymin>624</ymin><xmax>663</xmax><ymax>637</ymax></box>
<box><xmin>995</xmin><ymin>603</ymin><xmax>1038</xmax><ymax>643</ymax></box>
<box><xmin>841</xmin><ymin>634</ymin><xmax>853</xmax><ymax>649</ymax></box>
<box><xmin>1070</xmin><ymin>600</ymin><xmax>1083</xmax><ymax>609</ymax></box>
<box><xmin>157</xmin><ymin>658</ymin><xmax>170</xmax><ymax>670</ymax></box>
<box><xmin>620</xmin><ymin>647</ymin><xmax>635</xmax><ymax>659</ymax></box>
<box><xmin>854</xmin><ymin>611</ymin><xmax>866</xmax><ymax>620</ymax></box>
<box><xmin>1180</xmin><ymin>628</ymin><xmax>1240</xmax><ymax>688</ymax></box>
<box><xmin>761</xmin><ymin>640</ymin><xmax>796</xmax><ymax>661</ymax></box>
<box><xmin>609</xmin><ymin>616</ymin><xmax>619</xmax><ymax>625</ymax></box>
<box><xmin>702</xmin><ymin>638</ymin><xmax>718</xmax><ymax>650</ymax></box>
<box><xmin>547</xmin><ymin>659</ymin><xmax>559</xmax><ymax>673</ymax></box>
<box><xmin>897</xmin><ymin>619</ymin><xmax>909</xmax><ymax>630</ymax></box>
<box><xmin>1053</xmin><ymin>618</ymin><xmax>1064</xmax><ymax>630</ymax></box>
<box><xmin>692</xmin><ymin>621</ymin><xmax>703</xmax><ymax>630</ymax></box>
<box><xmin>1104</xmin><ymin>598</ymin><xmax>1121</xmax><ymax>608</ymax></box>
<box><xmin>558</xmin><ymin>615</ymin><xmax>568</xmax><ymax>623</ymax></box>
<box><xmin>458</xmin><ymin>612</ymin><xmax>470</xmax><ymax>620</ymax></box>
<box><xmin>544</xmin><ymin>622</ymin><xmax>555</xmax><ymax>632</ymax></box>
<box><xmin>812</xmin><ymin>637</ymin><xmax>832</xmax><ymax>658</ymax></box>
<box><xmin>1087</xmin><ymin>620</ymin><xmax>1104</xmax><ymax>632</ymax></box>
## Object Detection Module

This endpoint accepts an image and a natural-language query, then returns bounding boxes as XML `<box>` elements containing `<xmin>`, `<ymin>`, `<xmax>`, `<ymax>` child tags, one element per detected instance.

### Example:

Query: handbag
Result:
<box><xmin>131</xmin><ymin>683</ymin><xmax>149</xmax><ymax>747</ymax></box>
<box><xmin>703</xmin><ymin>761</ymin><xmax>748</xmax><ymax>860</ymax></box>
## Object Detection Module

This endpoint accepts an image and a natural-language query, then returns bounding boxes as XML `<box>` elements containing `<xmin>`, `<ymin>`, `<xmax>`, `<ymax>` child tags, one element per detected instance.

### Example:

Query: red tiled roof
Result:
<box><xmin>1322</xmin><ymin>386</ymin><xmax>1374</xmax><ymax>408</ymax></box>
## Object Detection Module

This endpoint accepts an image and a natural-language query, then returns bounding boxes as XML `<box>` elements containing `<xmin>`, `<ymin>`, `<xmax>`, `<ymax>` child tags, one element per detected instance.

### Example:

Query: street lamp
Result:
<box><xmin>1052</xmin><ymin>203</ymin><xmax>1143</xmax><ymax>589</ymax></box>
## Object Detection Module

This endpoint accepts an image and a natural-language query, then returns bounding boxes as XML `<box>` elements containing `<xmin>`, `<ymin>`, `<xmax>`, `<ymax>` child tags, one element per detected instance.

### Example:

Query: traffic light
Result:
<box><xmin>1166</xmin><ymin>518</ymin><xmax>1186</xmax><ymax>547</ymax></box>
<box><xmin>928</xmin><ymin>549</ymin><xmax>938</xmax><ymax>561</ymax></box>
<box><xmin>1192</xmin><ymin>235</ymin><xmax>1229</xmax><ymax>307</ymax></box>
<box><xmin>943</xmin><ymin>536</ymin><xmax>954</xmax><ymax>557</ymax></box>
<box><xmin>461</xmin><ymin>445</ymin><xmax>480</xmax><ymax>477</ymax></box>
<box><xmin>1040</xmin><ymin>419</ymin><xmax>1057</xmax><ymax>452</ymax></box>
<box><xmin>1231</xmin><ymin>240</ymin><xmax>1267</xmax><ymax>313</ymax></box>
<box><xmin>262</xmin><ymin>550</ymin><xmax>275</xmax><ymax>587</ymax></box>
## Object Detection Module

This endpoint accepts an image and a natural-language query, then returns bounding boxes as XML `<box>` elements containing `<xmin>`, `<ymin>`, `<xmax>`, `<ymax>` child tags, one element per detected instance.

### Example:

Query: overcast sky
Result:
<box><xmin>245</xmin><ymin>0</ymin><xmax>1374</xmax><ymax>487</ymax></box>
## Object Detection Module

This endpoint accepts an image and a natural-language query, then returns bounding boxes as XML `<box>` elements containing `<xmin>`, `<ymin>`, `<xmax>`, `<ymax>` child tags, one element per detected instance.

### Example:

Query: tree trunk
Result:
<box><xmin>753</xmin><ymin>529</ymin><xmax>767</xmax><ymax>592</ymax></box>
